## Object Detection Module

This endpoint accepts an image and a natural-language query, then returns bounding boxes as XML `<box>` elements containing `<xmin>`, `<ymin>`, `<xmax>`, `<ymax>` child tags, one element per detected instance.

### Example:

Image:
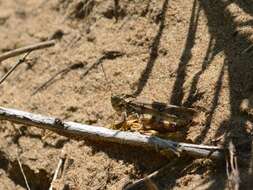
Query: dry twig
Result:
<box><xmin>32</xmin><ymin>62</ymin><xmax>86</xmax><ymax>95</ymax></box>
<box><xmin>0</xmin><ymin>40</ymin><xmax>55</xmax><ymax>62</ymax></box>
<box><xmin>123</xmin><ymin>162</ymin><xmax>174</xmax><ymax>190</ymax></box>
<box><xmin>0</xmin><ymin>40</ymin><xmax>56</xmax><ymax>85</ymax></box>
<box><xmin>114</xmin><ymin>0</ymin><xmax>120</xmax><ymax>22</ymax></box>
<box><xmin>124</xmin><ymin>159</ymin><xmax>190</xmax><ymax>190</ymax></box>
<box><xmin>0</xmin><ymin>106</ymin><xmax>224</xmax><ymax>159</ymax></box>
<box><xmin>0</xmin><ymin>52</ymin><xmax>30</xmax><ymax>85</ymax></box>
<box><xmin>17</xmin><ymin>151</ymin><xmax>31</xmax><ymax>190</ymax></box>
<box><xmin>226</xmin><ymin>141</ymin><xmax>240</xmax><ymax>190</ymax></box>
<box><xmin>49</xmin><ymin>148</ymin><xmax>67</xmax><ymax>190</ymax></box>
<box><xmin>241</xmin><ymin>44</ymin><xmax>253</xmax><ymax>55</ymax></box>
<box><xmin>81</xmin><ymin>50</ymin><xmax>124</xmax><ymax>78</ymax></box>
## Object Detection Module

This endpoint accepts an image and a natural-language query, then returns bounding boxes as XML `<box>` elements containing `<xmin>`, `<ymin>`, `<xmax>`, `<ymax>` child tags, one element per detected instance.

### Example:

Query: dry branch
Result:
<box><xmin>0</xmin><ymin>40</ymin><xmax>55</xmax><ymax>62</ymax></box>
<box><xmin>0</xmin><ymin>106</ymin><xmax>224</xmax><ymax>159</ymax></box>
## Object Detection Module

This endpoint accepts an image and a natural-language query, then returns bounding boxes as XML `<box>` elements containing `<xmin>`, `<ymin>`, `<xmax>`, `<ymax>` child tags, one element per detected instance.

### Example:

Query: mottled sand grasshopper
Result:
<box><xmin>110</xmin><ymin>94</ymin><xmax>197</xmax><ymax>137</ymax></box>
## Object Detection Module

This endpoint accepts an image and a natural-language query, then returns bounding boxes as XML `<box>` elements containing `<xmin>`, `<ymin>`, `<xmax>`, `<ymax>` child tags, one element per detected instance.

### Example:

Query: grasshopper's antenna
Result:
<box><xmin>100</xmin><ymin>63</ymin><xmax>114</xmax><ymax>96</ymax></box>
<box><xmin>100</xmin><ymin>50</ymin><xmax>125</xmax><ymax>97</ymax></box>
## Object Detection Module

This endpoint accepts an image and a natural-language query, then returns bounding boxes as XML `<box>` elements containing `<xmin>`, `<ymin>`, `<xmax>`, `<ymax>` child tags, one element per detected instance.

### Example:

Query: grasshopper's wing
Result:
<box><xmin>142</xmin><ymin>101</ymin><xmax>197</xmax><ymax>119</ymax></box>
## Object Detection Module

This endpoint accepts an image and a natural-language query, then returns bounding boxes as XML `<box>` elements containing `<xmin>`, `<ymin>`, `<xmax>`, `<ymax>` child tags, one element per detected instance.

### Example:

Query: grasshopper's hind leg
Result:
<box><xmin>112</xmin><ymin>111</ymin><xmax>128</xmax><ymax>129</ymax></box>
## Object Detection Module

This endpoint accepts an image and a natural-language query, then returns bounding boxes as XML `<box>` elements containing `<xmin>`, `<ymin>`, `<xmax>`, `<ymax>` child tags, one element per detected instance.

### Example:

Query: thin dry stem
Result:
<box><xmin>124</xmin><ymin>160</ymin><xmax>178</xmax><ymax>190</ymax></box>
<box><xmin>226</xmin><ymin>141</ymin><xmax>240</xmax><ymax>190</ymax></box>
<box><xmin>49</xmin><ymin>148</ymin><xmax>67</xmax><ymax>190</ymax></box>
<box><xmin>17</xmin><ymin>152</ymin><xmax>31</xmax><ymax>190</ymax></box>
<box><xmin>0</xmin><ymin>40</ymin><xmax>55</xmax><ymax>62</ymax></box>
<box><xmin>0</xmin><ymin>52</ymin><xmax>30</xmax><ymax>85</ymax></box>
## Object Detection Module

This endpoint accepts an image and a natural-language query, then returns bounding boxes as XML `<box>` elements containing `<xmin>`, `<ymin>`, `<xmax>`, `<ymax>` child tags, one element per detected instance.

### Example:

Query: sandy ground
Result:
<box><xmin>0</xmin><ymin>0</ymin><xmax>253</xmax><ymax>189</ymax></box>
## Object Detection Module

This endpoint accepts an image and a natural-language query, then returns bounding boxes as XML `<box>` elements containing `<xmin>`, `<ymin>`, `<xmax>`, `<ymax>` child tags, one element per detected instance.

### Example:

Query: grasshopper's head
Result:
<box><xmin>111</xmin><ymin>94</ymin><xmax>126</xmax><ymax>113</ymax></box>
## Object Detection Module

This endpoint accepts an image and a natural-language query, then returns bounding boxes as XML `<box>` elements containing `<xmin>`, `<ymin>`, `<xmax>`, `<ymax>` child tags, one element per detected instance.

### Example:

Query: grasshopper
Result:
<box><xmin>111</xmin><ymin>94</ymin><xmax>197</xmax><ymax>132</ymax></box>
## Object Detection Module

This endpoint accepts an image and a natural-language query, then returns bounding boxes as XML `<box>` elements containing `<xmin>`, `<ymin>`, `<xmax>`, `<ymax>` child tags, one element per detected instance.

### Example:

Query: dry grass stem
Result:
<box><xmin>226</xmin><ymin>141</ymin><xmax>240</xmax><ymax>190</ymax></box>
<box><xmin>17</xmin><ymin>151</ymin><xmax>31</xmax><ymax>190</ymax></box>
<box><xmin>0</xmin><ymin>52</ymin><xmax>30</xmax><ymax>85</ymax></box>
<box><xmin>49</xmin><ymin>148</ymin><xmax>67</xmax><ymax>190</ymax></box>
<box><xmin>0</xmin><ymin>40</ymin><xmax>55</xmax><ymax>62</ymax></box>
